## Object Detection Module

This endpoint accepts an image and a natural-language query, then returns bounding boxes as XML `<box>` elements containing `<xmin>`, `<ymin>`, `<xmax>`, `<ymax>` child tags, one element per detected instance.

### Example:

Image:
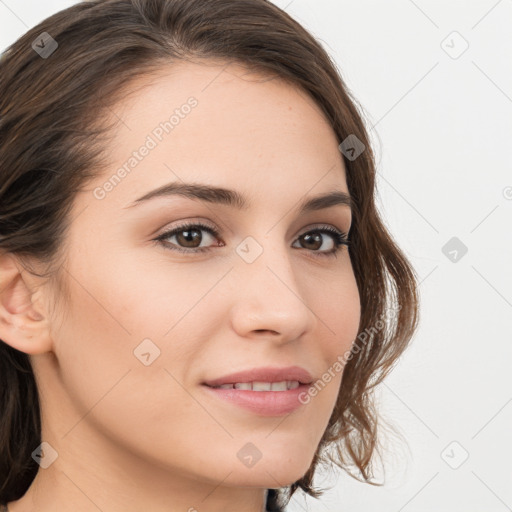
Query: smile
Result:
<box><xmin>207</xmin><ymin>380</ymin><xmax>301</xmax><ymax>391</ymax></box>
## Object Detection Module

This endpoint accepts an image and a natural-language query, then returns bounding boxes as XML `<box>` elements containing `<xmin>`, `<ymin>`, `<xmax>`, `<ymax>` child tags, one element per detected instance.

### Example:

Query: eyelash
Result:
<box><xmin>154</xmin><ymin>221</ymin><xmax>350</xmax><ymax>258</ymax></box>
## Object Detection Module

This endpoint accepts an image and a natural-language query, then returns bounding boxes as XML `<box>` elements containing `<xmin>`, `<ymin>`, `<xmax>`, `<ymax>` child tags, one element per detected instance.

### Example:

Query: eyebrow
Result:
<box><xmin>124</xmin><ymin>182</ymin><xmax>353</xmax><ymax>214</ymax></box>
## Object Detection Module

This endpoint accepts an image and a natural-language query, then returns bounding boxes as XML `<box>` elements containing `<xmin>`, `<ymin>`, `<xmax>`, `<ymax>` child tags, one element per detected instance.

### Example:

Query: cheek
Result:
<box><xmin>313</xmin><ymin>263</ymin><xmax>361</xmax><ymax>356</ymax></box>
<box><xmin>51</xmin><ymin>278</ymin><xmax>137</xmax><ymax>416</ymax></box>
<box><xmin>295</xmin><ymin>263</ymin><xmax>360</xmax><ymax>426</ymax></box>
<box><xmin>50</xmin><ymin>269</ymin><xmax>204</xmax><ymax>454</ymax></box>
<box><xmin>51</xmin><ymin>248</ymin><xmax>216</xmax><ymax>411</ymax></box>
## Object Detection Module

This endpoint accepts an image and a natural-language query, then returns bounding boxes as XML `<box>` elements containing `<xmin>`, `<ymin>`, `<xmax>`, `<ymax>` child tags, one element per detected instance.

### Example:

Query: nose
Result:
<box><xmin>229</xmin><ymin>240</ymin><xmax>316</xmax><ymax>344</ymax></box>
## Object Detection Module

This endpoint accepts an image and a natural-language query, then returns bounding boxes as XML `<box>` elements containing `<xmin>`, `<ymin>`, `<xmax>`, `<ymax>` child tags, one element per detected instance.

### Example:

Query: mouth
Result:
<box><xmin>200</xmin><ymin>366</ymin><xmax>314</xmax><ymax>416</ymax></box>
<box><xmin>201</xmin><ymin>365</ymin><xmax>314</xmax><ymax>389</ymax></box>
<box><xmin>204</xmin><ymin>380</ymin><xmax>302</xmax><ymax>391</ymax></box>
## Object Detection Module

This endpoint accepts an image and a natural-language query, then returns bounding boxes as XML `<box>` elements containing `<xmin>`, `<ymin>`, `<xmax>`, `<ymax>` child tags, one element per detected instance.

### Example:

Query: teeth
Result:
<box><xmin>214</xmin><ymin>381</ymin><xmax>300</xmax><ymax>391</ymax></box>
<box><xmin>252</xmin><ymin>381</ymin><xmax>273</xmax><ymax>391</ymax></box>
<box><xmin>234</xmin><ymin>382</ymin><xmax>252</xmax><ymax>390</ymax></box>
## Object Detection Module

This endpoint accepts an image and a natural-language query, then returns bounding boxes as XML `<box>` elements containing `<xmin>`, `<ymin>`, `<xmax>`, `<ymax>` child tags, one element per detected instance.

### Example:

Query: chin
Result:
<box><xmin>224</xmin><ymin>450</ymin><xmax>315</xmax><ymax>488</ymax></box>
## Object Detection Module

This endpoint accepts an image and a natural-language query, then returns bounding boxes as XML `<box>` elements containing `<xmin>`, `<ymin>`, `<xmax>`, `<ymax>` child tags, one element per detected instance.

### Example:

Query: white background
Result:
<box><xmin>1</xmin><ymin>1</ymin><xmax>511</xmax><ymax>511</ymax></box>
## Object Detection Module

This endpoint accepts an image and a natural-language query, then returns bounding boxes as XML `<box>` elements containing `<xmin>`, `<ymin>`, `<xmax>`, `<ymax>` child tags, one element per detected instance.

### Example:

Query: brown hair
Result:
<box><xmin>0</xmin><ymin>0</ymin><xmax>419</xmax><ymax>510</ymax></box>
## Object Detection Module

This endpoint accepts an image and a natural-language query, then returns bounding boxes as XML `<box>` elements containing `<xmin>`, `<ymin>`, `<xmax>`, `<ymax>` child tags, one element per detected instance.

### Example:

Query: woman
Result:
<box><xmin>0</xmin><ymin>1</ymin><xmax>419</xmax><ymax>511</ymax></box>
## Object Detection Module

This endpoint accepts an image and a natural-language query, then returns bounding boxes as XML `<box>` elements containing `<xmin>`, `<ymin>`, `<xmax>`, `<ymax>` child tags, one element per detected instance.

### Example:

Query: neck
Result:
<box><xmin>6</xmin><ymin>422</ymin><xmax>269</xmax><ymax>512</ymax></box>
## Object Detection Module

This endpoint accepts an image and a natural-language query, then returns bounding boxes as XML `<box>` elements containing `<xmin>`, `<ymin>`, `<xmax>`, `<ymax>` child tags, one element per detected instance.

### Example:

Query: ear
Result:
<box><xmin>0</xmin><ymin>251</ymin><xmax>53</xmax><ymax>354</ymax></box>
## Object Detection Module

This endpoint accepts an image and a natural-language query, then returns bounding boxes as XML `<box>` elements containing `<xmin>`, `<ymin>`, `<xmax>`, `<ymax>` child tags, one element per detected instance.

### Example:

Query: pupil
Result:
<box><xmin>303</xmin><ymin>233</ymin><xmax>321</xmax><ymax>250</ymax></box>
<box><xmin>178</xmin><ymin>229</ymin><xmax>201</xmax><ymax>247</ymax></box>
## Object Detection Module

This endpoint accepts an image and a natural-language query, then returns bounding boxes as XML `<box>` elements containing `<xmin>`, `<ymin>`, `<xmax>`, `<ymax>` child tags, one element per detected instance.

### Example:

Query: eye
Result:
<box><xmin>154</xmin><ymin>222</ymin><xmax>350</xmax><ymax>257</ymax></box>
<box><xmin>293</xmin><ymin>225</ymin><xmax>350</xmax><ymax>257</ymax></box>
<box><xmin>154</xmin><ymin>222</ymin><xmax>222</xmax><ymax>253</ymax></box>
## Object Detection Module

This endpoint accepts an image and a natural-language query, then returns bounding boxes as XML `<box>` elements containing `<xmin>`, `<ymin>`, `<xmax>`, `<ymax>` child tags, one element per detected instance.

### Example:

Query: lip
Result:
<box><xmin>202</xmin><ymin>365</ymin><xmax>314</xmax><ymax>387</ymax></box>
<box><xmin>201</xmin><ymin>383</ymin><xmax>312</xmax><ymax>416</ymax></box>
<box><xmin>201</xmin><ymin>365</ymin><xmax>314</xmax><ymax>416</ymax></box>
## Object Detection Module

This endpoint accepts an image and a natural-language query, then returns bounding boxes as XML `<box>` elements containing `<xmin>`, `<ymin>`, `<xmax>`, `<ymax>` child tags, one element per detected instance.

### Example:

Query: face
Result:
<box><xmin>34</xmin><ymin>60</ymin><xmax>361</xmax><ymax>492</ymax></box>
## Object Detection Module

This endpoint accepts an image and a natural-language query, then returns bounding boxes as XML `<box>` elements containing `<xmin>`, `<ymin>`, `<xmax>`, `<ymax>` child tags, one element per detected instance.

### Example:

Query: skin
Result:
<box><xmin>0</xmin><ymin>59</ymin><xmax>361</xmax><ymax>512</ymax></box>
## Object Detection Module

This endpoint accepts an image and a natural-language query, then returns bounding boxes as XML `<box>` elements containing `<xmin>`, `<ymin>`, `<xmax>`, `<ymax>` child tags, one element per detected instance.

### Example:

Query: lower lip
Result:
<box><xmin>201</xmin><ymin>384</ymin><xmax>311</xmax><ymax>416</ymax></box>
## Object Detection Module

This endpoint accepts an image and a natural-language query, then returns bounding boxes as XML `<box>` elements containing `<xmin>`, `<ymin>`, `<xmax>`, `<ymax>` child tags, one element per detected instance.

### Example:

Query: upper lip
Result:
<box><xmin>202</xmin><ymin>365</ymin><xmax>314</xmax><ymax>387</ymax></box>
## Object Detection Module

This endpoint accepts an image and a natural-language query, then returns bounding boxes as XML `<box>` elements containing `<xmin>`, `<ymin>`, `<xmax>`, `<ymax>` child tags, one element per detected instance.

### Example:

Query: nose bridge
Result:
<box><xmin>230</xmin><ymin>231</ymin><xmax>315</xmax><ymax>339</ymax></box>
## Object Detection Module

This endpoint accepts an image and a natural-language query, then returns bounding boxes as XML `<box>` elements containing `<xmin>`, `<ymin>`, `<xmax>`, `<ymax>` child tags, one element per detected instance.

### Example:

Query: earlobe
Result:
<box><xmin>0</xmin><ymin>252</ymin><xmax>53</xmax><ymax>354</ymax></box>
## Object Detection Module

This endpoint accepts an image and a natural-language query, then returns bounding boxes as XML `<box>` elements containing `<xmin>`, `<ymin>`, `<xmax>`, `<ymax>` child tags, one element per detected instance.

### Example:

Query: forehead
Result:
<box><xmin>82</xmin><ymin>59</ymin><xmax>349</xmax><ymax>211</ymax></box>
